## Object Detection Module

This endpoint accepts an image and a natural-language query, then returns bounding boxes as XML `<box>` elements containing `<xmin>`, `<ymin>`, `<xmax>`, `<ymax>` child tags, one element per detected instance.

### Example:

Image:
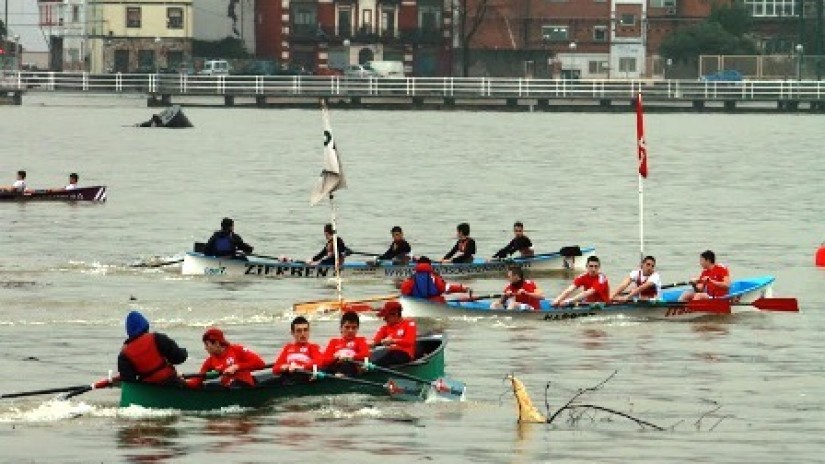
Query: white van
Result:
<box><xmin>198</xmin><ymin>60</ymin><xmax>230</xmax><ymax>76</ymax></box>
<box><xmin>365</xmin><ymin>60</ymin><xmax>405</xmax><ymax>78</ymax></box>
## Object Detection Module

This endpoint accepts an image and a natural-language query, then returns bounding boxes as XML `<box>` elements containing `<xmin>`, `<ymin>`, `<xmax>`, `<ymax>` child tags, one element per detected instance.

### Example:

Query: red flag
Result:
<box><xmin>636</xmin><ymin>93</ymin><xmax>648</xmax><ymax>178</ymax></box>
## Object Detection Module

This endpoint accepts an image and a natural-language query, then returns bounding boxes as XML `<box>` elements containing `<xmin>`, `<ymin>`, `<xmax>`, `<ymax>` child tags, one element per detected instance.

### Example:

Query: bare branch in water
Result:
<box><xmin>547</xmin><ymin>370</ymin><xmax>617</xmax><ymax>423</ymax></box>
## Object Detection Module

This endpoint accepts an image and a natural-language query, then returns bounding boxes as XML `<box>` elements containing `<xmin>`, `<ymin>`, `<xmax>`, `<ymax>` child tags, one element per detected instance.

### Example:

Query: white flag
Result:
<box><xmin>310</xmin><ymin>105</ymin><xmax>347</xmax><ymax>205</ymax></box>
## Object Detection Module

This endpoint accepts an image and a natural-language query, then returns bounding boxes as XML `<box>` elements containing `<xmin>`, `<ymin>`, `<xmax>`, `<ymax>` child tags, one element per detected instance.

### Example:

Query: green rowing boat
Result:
<box><xmin>120</xmin><ymin>335</ymin><xmax>447</xmax><ymax>410</ymax></box>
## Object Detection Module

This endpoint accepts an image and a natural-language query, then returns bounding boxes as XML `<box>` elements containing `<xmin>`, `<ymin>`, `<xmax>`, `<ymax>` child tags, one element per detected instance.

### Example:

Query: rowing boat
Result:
<box><xmin>0</xmin><ymin>186</ymin><xmax>107</xmax><ymax>202</ymax></box>
<box><xmin>120</xmin><ymin>335</ymin><xmax>447</xmax><ymax>410</ymax></box>
<box><xmin>400</xmin><ymin>275</ymin><xmax>776</xmax><ymax>321</ymax></box>
<box><xmin>180</xmin><ymin>246</ymin><xmax>596</xmax><ymax>279</ymax></box>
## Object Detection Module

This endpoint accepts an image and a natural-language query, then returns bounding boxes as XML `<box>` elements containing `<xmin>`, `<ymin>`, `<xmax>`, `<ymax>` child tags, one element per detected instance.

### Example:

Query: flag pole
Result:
<box><xmin>636</xmin><ymin>91</ymin><xmax>647</xmax><ymax>262</ymax></box>
<box><xmin>329</xmin><ymin>193</ymin><xmax>343</xmax><ymax>304</ymax></box>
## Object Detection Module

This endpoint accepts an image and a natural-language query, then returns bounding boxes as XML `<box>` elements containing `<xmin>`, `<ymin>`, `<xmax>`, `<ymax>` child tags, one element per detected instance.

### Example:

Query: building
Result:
<box><xmin>254</xmin><ymin>0</ymin><xmax>452</xmax><ymax>76</ymax></box>
<box><xmin>37</xmin><ymin>0</ymin><xmax>87</xmax><ymax>70</ymax></box>
<box><xmin>463</xmin><ymin>0</ymin><xmax>821</xmax><ymax>79</ymax></box>
<box><xmin>85</xmin><ymin>0</ymin><xmax>194</xmax><ymax>73</ymax></box>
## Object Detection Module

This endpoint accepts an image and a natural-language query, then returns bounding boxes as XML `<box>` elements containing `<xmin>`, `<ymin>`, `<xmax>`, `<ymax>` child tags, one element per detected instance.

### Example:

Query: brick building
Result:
<box><xmin>254</xmin><ymin>0</ymin><xmax>453</xmax><ymax>76</ymax></box>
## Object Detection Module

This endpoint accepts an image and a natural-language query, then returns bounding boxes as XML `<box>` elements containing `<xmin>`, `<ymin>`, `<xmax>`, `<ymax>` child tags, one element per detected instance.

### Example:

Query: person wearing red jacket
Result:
<box><xmin>118</xmin><ymin>310</ymin><xmax>188</xmax><ymax>387</ymax></box>
<box><xmin>187</xmin><ymin>327</ymin><xmax>266</xmax><ymax>389</ymax></box>
<box><xmin>552</xmin><ymin>256</ymin><xmax>610</xmax><ymax>306</ymax></box>
<box><xmin>491</xmin><ymin>266</ymin><xmax>544</xmax><ymax>310</ymax></box>
<box><xmin>321</xmin><ymin>311</ymin><xmax>371</xmax><ymax>377</ymax></box>
<box><xmin>368</xmin><ymin>301</ymin><xmax>417</xmax><ymax>367</ymax></box>
<box><xmin>273</xmin><ymin>316</ymin><xmax>324</xmax><ymax>379</ymax></box>
<box><xmin>679</xmin><ymin>250</ymin><xmax>731</xmax><ymax>301</ymax></box>
<box><xmin>400</xmin><ymin>256</ymin><xmax>447</xmax><ymax>302</ymax></box>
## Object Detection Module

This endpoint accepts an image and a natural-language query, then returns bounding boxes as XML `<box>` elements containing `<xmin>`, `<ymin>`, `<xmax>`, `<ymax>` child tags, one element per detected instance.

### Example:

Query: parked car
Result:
<box><xmin>198</xmin><ymin>60</ymin><xmax>230</xmax><ymax>76</ymax></box>
<box><xmin>699</xmin><ymin>69</ymin><xmax>743</xmax><ymax>82</ymax></box>
<box><xmin>234</xmin><ymin>60</ymin><xmax>279</xmax><ymax>76</ymax></box>
<box><xmin>365</xmin><ymin>60</ymin><xmax>406</xmax><ymax>78</ymax></box>
<box><xmin>343</xmin><ymin>64</ymin><xmax>378</xmax><ymax>78</ymax></box>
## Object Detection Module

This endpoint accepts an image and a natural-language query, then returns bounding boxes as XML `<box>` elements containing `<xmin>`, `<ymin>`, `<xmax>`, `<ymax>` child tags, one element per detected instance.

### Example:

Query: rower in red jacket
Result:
<box><xmin>322</xmin><ymin>311</ymin><xmax>371</xmax><ymax>377</ymax></box>
<box><xmin>368</xmin><ymin>301</ymin><xmax>417</xmax><ymax>367</ymax></box>
<box><xmin>491</xmin><ymin>266</ymin><xmax>544</xmax><ymax>310</ymax></box>
<box><xmin>679</xmin><ymin>250</ymin><xmax>731</xmax><ymax>301</ymax></box>
<box><xmin>273</xmin><ymin>316</ymin><xmax>324</xmax><ymax>376</ymax></box>
<box><xmin>552</xmin><ymin>256</ymin><xmax>610</xmax><ymax>306</ymax></box>
<box><xmin>117</xmin><ymin>310</ymin><xmax>188</xmax><ymax>387</ymax></box>
<box><xmin>187</xmin><ymin>327</ymin><xmax>266</xmax><ymax>389</ymax></box>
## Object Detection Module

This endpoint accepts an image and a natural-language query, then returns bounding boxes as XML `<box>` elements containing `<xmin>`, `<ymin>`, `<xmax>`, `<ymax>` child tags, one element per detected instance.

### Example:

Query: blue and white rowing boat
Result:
<box><xmin>180</xmin><ymin>246</ymin><xmax>596</xmax><ymax>280</ymax></box>
<box><xmin>400</xmin><ymin>275</ymin><xmax>777</xmax><ymax>321</ymax></box>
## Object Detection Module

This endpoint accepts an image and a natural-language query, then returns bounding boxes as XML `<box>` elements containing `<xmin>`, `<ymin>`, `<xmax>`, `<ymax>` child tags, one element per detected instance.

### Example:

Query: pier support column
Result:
<box><xmin>255</xmin><ymin>96</ymin><xmax>266</xmax><ymax>107</ymax></box>
<box><xmin>12</xmin><ymin>91</ymin><xmax>22</xmax><ymax>105</ymax></box>
<box><xmin>723</xmin><ymin>100</ymin><xmax>736</xmax><ymax>112</ymax></box>
<box><xmin>444</xmin><ymin>97</ymin><xmax>455</xmax><ymax>107</ymax></box>
<box><xmin>537</xmin><ymin>99</ymin><xmax>549</xmax><ymax>110</ymax></box>
<box><xmin>692</xmin><ymin>100</ymin><xmax>705</xmax><ymax>111</ymax></box>
<box><xmin>599</xmin><ymin>99</ymin><xmax>611</xmax><ymax>108</ymax></box>
<box><xmin>224</xmin><ymin>95</ymin><xmax>235</xmax><ymax>107</ymax></box>
<box><xmin>161</xmin><ymin>94</ymin><xmax>172</xmax><ymax>106</ymax></box>
<box><xmin>506</xmin><ymin>98</ymin><xmax>518</xmax><ymax>108</ymax></box>
<box><xmin>412</xmin><ymin>96</ymin><xmax>424</xmax><ymax>107</ymax></box>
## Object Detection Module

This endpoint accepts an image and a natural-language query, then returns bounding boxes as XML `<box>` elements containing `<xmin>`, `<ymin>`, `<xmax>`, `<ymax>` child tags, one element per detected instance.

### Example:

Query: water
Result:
<box><xmin>1</xmin><ymin>94</ymin><xmax>824</xmax><ymax>463</ymax></box>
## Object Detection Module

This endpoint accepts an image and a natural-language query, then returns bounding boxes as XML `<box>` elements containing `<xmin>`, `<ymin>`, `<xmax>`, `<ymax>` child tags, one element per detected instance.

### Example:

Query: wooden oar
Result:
<box><xmin>660</xmin><ymin>281</ymin><xmax>692</xmax><ymax>290</ymax></box>
<box><xmin>293</xmin><ymin>294</ymin><xmax>399</xmax><ymax>314</ymax></box>
<box><xmin>685</xmin><ymin>297</ymin><xmax>799</xmax><ymax>313</ymax></box>
<box><xmin>2</xmin><ymin>378</ymin><xmax>114</xmax><ymax>400</ymax></box>
<box><xmin>357</xmin><ymin>360</ymin><xmax>465</xmax><ymax>399</ymax></box>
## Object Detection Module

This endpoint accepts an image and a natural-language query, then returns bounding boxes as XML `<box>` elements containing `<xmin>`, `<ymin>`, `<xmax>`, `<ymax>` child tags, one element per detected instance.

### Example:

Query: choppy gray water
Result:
<box><xmin>1</xmin><ymin>94</ymin><xmax>824</xmax><ymax>463</ymax></box>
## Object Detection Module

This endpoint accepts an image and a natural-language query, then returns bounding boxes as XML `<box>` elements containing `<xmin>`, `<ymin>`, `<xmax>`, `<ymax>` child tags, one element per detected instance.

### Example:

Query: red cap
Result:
<box><xmin>377</xmin><ymin>300</ymin><xmax>402</xmax><ymax>318</ymax></box>
<box><xmin>202</xmin><ymin>327</ymin><xmax>228</xmax><ymax>345</ymax></box>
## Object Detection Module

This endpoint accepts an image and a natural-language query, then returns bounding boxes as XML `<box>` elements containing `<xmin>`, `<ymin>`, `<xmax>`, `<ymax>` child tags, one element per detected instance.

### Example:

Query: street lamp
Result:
<box><xmin>343</xmin><ymin>38</ymin><xmax>351</xmax><ymax>67</ymax></box>
<box><xmin>795</xmin><ymin>44</ymin><xmax>804</xmax><ymax>81</ymax></box>
<box><xmin>666</xmin><ymin>58</ymin><xmax>673</xmax><ymax>80</ymax></box>
<box><xmin>154</xmin><ymin>36</ymin><xmax>161</xmax><ymax>73</ymax></box>
<box><xmin>569</xmin><ymin>41</ymin><xmax>577</xmax><ymax>79</ymax></box>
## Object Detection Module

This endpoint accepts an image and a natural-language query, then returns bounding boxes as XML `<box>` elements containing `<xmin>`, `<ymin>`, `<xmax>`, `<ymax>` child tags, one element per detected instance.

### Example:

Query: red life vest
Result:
<box><xmin>635</xmin><ymin>270</ymin><xmax>659</xmax><ymax>299</ymax></box>
<box><xmin>121</xmin><ymin>333</ymin><xmax>177</xmax><ymax>384</ymax></box>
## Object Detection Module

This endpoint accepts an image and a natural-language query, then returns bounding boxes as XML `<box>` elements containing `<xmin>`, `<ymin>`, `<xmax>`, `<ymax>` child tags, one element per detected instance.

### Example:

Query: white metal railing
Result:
<box><xmin>2</xmin><ymin>71</ymin><xmax>824</xmax><ymax>101</ymax></box>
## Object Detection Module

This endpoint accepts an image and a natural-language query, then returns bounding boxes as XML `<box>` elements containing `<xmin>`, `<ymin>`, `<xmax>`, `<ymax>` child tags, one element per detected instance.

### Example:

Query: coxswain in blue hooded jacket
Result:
<box><xmin>118</xmin><ymin>311</ymin><xmax>188</xmax><ymax>386</ymax></box>
<box><xmin>400</xmin><ymin>258</ymin><xmax>447</xmax><ymax>302</ymax></box>
<box><xmin>204</xmin><ymin>217</ymin><xmax>254</xmax><ymax>258</ymax></box>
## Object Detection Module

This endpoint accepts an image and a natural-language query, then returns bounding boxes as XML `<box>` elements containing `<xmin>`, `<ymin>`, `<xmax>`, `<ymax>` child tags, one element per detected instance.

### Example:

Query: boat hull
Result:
<box><xmin>0</xmin><ymin>186</ymin><xmax>107</xmax><ymax>202</ymax></box>
<box><xmin>180</xmin><ymin>247</ymin><xmax>596</xmax><ymax>279</ymax></box>
<box><xmin>400</xmin><ymin>276</ymin><xmax>775</xmax><ymax>322</ymax></box>
<box><xmin>120</xmin><ymin>335</ymin><xmax>446</xmax><ymax>410</ymax></box>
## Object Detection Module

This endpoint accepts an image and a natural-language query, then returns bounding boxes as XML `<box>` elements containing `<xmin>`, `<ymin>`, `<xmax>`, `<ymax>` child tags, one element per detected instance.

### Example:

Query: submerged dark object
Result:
<box><xmin>138</xmin><ymin>106</ymin><xmax>193</xmax><ymax>128</ymax></box>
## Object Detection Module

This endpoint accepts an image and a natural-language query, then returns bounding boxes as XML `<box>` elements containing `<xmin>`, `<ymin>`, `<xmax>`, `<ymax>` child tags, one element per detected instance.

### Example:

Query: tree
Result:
<box><xmin>0</xmin><ymin>19</ymin><xmax>6</xmax><ymax>39</ymax></box>
<box><xmin>457</xmin><ymin>0</ymin><xmax>491</xmax><ymax>77</ymax></box>
<box><xmin>659</xmin><ymin>5</ymin><xmax>757</xmax><ymax>65</ymax></box>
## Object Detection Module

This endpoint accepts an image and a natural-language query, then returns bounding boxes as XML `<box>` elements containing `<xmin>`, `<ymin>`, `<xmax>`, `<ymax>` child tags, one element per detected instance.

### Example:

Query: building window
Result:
<box><xmin>138</xmin><ymin>49</ymin><xmax>155</xmax><ymax>72</ymax></box>
<box><xmin>593</xmin><ymin>26</ymin><xmax>607</xmax><ymax>42</ymax></box>
<box><xmin>588</xmin><ymin>60</ymin><xmax>609</xmax><ymax>73</ymax></box>
<box><xmin>167</xmin><ymin>7</ymin><xmax>183</xmax><ymax>29</ymax></box>
<box><xmin>292</xmin><ymin>5</ymin><xmax>317</xmax><ymax>36</ymax></box>
<box><xmin>419</xmin><ymin>5</ymin><xmax>441</xmax><ymax>34</ymax></box>
<box><xmin>71</xmin><ymin>5</ymin><xmax>80</xmax><ymax>23</ymax></box>
<box><xmin>620</xmin><ymin>14</ymin><xmax>635</xmax><ymax>26</ymax></box>
<box><xmin>650</xmin><ymin>0</ymin><xmax>676</xmax><ymax>7</ymax></box>
<box><xmin>619</xmin><ymin>57</ymin><xmax>637</xmax><ymax>72</ymax></box>
<box><xmin>541</xmin><ymin>25</ymin><xmax>568</xmax><ymax>42</ymax></box>
<box><xmin>126</xmin><ymin>7</ymin><xmax>141</xmax><ymax>28</ymax></box>
<box><xmin>361</xmin><ymin>9</ymin><xmax>372</xmax><ymax>34</ymax></box>
<box><xmin>337</xmin><ymin>6</ymin><xmax>352</xmax><ymax>37</ymax></box>
<box><xmin>743</xmin><ymin>0</ymin><xmax>797</xmax><ymax>18</ymax></box>
<box><xmin>380</xmin><ymin>6</ymin><xmax>396</xmax><ymax>37</ymax></box>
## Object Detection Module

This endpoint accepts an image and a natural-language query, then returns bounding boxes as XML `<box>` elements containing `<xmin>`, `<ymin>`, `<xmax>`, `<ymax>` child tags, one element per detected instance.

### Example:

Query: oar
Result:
<box><xmin>292</xmin><ymin>294</ymin><xmax>398</xmax><ymax>314</ymax></box>
<box><xmin>348</xmin><ymin>250</ymin><xmax>382</xmax><ymax>258</ymax></box>
<box><xmin>295</xmin><ymin>369</ymin><xmax>427</xmax><ymax>400</ymax></box>
<box><xmin>661</xmin><ymin>281</ymin><xmax>692</xmax><ymax>290</ymax></box>
<box><xmin>356</xmin><ymin>360</ymin><xmax>466</xmax><ymax>399</ymax></box>
<box><xmin>456</xmin><ymin>293</ymin><xmax>503</xmax><ymax>302</ymax></box>
<box><xmin>685</xmin><ymin>297</ymin><xmax>799</xmax><ymax>313</ymax></box>
<box><xmin>1</xmin><ymin>377</ymin><xmax>115</xmax><ymax>400</ymax></box>
<box><xmin>130</xmin><ymin>258</ymin><xmax>185</xmax><ymax>268</ymax></box>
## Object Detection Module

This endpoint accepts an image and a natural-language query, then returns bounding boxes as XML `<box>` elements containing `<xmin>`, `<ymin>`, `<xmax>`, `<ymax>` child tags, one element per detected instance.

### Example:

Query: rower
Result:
<box><xmin>492</xmin><ymin>221</ymin><xmax>535</xmax><ymax>259</ymax></box>
<box><xmin>610</xmin><ymin>256</ymin><xmax>661</xmax><ymax>302</ymax></box>
<box><xmin>678</xmin><ymin>250</ymin><xmax>731</xmax><ymax>301</ymax></box>
<box><xmin>441</xmin><ymin>222</ymin><xmax>476</xmax><ymax>264</ymax></box>
<box><xmin>65</xmin><ymin>173</ymin><xmax>79</xmax><ymax>190</ymax></box>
